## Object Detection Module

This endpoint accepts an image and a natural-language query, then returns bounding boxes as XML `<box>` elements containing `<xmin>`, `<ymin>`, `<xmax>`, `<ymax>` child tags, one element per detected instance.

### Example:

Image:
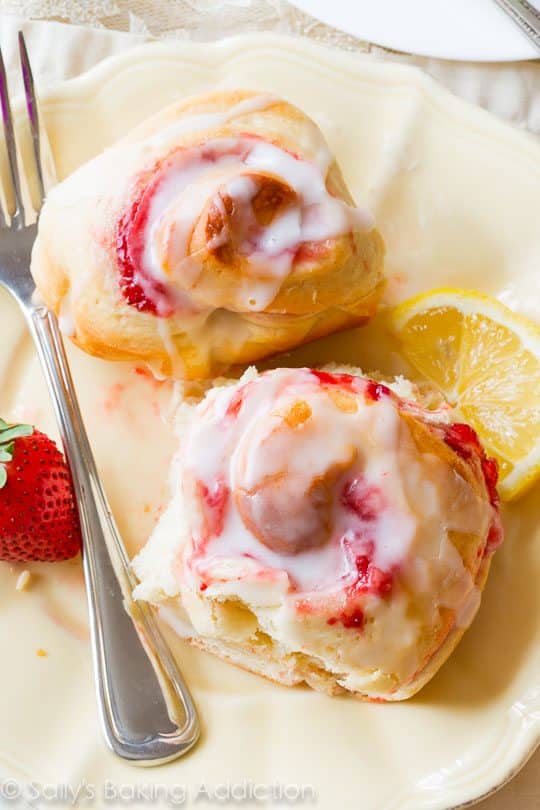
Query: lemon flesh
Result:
<box><xmin>391</xmin><ymin>288</ymin><xmax>540</xmax><ymax>500</ymax></box>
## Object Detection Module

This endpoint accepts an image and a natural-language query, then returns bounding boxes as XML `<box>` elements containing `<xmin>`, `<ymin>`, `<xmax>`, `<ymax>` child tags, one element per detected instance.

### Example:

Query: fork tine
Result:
<box><xmin>0</xmin><ymin>173</ymin><xmax>7</xmax><ymax>229</ymax></box>
<box><xmin>18</xmin><ymin>32</ymin><xmax>46</xmax><ymax>205</ymax></box>
<box><xmin>0</xmin><ymin>46</ymin><xmax>25</xmax><ymax>227</ymax></box>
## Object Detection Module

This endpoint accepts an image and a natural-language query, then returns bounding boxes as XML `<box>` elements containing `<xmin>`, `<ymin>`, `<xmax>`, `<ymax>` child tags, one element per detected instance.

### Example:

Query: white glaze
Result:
<box><xmin>138</xmin><ymin>120</ymin><xmax>374</xmax><ymax>313</ymax></box>
<box><xmin>147</xmin><ymin>94</ymin><xmax>280</xmax><ymax>148</ymax></box>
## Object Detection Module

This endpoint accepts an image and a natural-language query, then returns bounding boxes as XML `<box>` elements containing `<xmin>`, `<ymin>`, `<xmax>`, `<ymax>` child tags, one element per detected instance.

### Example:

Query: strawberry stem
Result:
<box><xmin>0</xmin><ymin>442</ymin><xmax>14</xmax><ymax>462</ymax></box>
<box><xmin>0</xmin><ymin>419</ymin><xmax>33</xmax><ymax>490</ymax></box>
<box><xmin>0</xmin><ymin>425</ymin><xmax>34</xmax><ymax>444</ymax></box>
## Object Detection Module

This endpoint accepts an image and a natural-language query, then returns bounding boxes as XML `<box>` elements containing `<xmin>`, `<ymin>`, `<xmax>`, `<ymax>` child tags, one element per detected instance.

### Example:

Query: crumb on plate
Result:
<box><xmin>15</xmin><ymin>570</ymin><xmax>32</xmax><ymax>592</ymax></box>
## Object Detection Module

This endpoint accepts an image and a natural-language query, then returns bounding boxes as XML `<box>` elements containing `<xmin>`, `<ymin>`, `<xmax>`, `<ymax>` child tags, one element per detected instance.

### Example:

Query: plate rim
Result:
<box><xmin>286</xmin><ymin>0</ymin><xmax>539</xmax><ymax>62</ymax></box>
<box><xmin>38</xmin><ymin>35</ymin><xmax>540</xmax><ymax>160</ymax></box>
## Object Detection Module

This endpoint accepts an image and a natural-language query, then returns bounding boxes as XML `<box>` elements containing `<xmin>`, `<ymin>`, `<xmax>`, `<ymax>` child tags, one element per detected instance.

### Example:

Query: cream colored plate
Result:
<box><xmin>0</xmin><ymin>34</ymin><xmax>539</xmax><ymax>810</ymax></box>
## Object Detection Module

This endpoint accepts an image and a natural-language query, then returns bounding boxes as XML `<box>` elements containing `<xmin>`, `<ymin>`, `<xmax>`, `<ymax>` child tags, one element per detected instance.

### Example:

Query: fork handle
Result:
<box><xmin>494</xmin><ymin>0</ymin><xmax>540</xmax><ymax>52</ymax></box>
<box><xmin>25</xmin><ymin>303</ymin><xmax>199</xmax><ymax>764</ymax></box>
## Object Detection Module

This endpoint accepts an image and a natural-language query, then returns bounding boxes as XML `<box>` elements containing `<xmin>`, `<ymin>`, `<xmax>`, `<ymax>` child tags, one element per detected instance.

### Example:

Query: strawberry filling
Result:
<box><xmin>311</xmin><ymin>371</ymin><xmax>391</xmax><ymax>403</ymax></box>
<box><xmin>327</xmin><ymin>551</ymin><xmax>394</xmax><ymax>631</ymax></box>
<box><xmin>116</xmin><ymin>177</ymin><xmax>176</xmax><ymax>316</ymax></box>
<box><xmin>327</xmin><ymin>607</ymin><xmax>365</xmax><ymax>630</ymax></box>
<box><xmin>310</xmin><ymin>369</ymin><xmax>357</xmax><ymax>390</ymax></box>
<box><xmin>225</xmin><ymin>387</ymin><xmax>246</xmax><ymax>418</ymax></box>
<box><xmin>348</xmin><ymin>551</ymin><xmax>394</xmax><ymax>598</ymax></box>
<box><xmin>364</xmin><ymin>380</ymin><xmax>392</xmax><ymax>402</ymax></box>
<box><xmin>195</xmin><ymin>477</ymin><xmax>230</xmax><ymax>546</ymax></box>
<box><xmin>116</xmin><ymin>137</ymin><xmax>337</xmax><ymax>317</ymax></box>
<box><xmin>443</xmin><ymin>422</ymin><xmax>503</xmax><ymax>554</ymax></box>
<box><xmin>325</xmin><ymin>481</ymin><xmax>394</xmax><ymax>629</ymax></box>
<box><xmin>341</xmin><ymin>476</ymin><xmax>384</xmax><ymax>522</ymax></box>
<box><xmin>443</xmin><ymin>423</ymin><xmax>499</xmax><ymax>506</ymax></box>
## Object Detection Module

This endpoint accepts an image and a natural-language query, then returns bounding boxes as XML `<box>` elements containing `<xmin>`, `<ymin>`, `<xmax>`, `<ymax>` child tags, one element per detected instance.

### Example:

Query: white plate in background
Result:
<box><xmin>288</xmin><ymin>0</ymin><xmax>540</xmax><ymax>61</ymax></box>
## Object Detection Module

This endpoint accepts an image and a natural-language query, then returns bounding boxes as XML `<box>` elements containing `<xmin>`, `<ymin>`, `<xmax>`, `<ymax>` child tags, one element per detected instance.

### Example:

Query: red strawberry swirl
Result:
<box><xmin>115</xmin><ymin>136</ymin><xmax>370</xmax><ymax>316</ymax></box>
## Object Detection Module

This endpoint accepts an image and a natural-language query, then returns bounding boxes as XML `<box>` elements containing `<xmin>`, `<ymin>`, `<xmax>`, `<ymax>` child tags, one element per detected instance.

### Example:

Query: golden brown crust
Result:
<box><xmin>31</xmin><ymin>90</ymin><xmax>385</xmax><ymax>379</ymax></box>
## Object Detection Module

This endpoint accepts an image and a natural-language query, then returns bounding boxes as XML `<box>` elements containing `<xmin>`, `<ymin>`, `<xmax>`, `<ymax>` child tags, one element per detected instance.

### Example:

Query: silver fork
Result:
<box><xmin>493</xmin><ymin>0</ymin><xmax>540</xmax><ymax>52</ymax></box>
<box><xmin>0</xmin><ymin>33</ymin><xmax>199</xmax><ymax>765</ymax></box>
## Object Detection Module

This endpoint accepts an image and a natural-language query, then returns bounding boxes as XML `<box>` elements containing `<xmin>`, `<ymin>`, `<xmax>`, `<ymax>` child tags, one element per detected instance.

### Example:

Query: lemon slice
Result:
<box><xmin>390</xmin><ymin>288</ymin><xmax>540</xmax><ymax>500</ymax></box>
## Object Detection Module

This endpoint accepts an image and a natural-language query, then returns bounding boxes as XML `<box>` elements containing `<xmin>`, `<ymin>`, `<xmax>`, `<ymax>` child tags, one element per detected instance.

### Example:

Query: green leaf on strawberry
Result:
<box><xmin>0</xmin><ymin>420</ymin><xmax>33</xmax><ymax>489</ymax></box>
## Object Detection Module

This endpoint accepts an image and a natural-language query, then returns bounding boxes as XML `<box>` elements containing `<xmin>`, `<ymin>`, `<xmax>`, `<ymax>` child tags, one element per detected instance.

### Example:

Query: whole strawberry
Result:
<box><xmin>0</xmin><ymin>419</ymin><xmax>81</xmax><ymax>562</ymax></box>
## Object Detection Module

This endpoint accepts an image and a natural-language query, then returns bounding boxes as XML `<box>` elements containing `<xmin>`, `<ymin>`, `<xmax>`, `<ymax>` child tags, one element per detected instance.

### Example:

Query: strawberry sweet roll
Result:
<box><xmin>133</xmin><ymin>367</ymin><xmax>502</xmax><ymax>699</ymax></box>
<box><xmin>32</xmin><ymin>91</ymin><xmax>385</xmax><ymax>379</ymax></box>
